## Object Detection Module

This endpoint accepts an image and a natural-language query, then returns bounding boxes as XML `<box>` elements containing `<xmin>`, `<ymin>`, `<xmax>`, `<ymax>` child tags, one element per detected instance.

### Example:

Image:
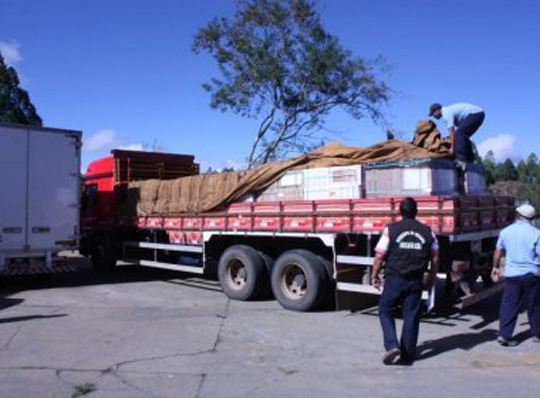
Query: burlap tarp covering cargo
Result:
<box><xmin>126</xmin><ymin>121</ymin><xmax>453</xmax><ymax>215</ymax></box>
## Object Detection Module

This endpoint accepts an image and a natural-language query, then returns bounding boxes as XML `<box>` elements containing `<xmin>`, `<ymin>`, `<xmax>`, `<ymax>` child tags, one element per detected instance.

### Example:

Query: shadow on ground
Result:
<box><xmin>0</xmin><ymin>314</ymin><xmax>68</xmax><ymax>324</ymax></box>
<box><xmin>416</xmin><ymin>329</ymin><xmax>499</xmax><ymax>361</ymax></box>
<box><xmin>0</xmin><ymin>256</ymin><xmax>221</xmax><ymax>300</ymax></box>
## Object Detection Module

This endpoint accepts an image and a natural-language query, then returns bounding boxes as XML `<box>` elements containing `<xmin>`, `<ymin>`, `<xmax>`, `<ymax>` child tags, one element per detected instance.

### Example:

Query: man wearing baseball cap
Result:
<box><xmin>491</xmin><ymin>204</ymin><xmax>540</xmax><ymax>346</ymax></box>
<box><xmin>429</xmin><ymin>102</ymin><xmax>485</xmax><ymax>164</ymax></box>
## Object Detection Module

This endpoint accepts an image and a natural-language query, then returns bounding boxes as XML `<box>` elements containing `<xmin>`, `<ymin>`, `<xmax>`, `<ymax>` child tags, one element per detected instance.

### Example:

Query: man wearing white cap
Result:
<box><xmin>492</xmin><ymin>204</ymin><xmax>540</xmax><ymax>346</ymax></box>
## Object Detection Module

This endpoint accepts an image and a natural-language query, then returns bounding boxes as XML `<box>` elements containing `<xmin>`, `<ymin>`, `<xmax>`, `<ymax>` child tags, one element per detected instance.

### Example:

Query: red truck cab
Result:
<box><xmin>80</xmin><ymin>150</ymin><xmax>199</xmax><ymax>269</ymax></box>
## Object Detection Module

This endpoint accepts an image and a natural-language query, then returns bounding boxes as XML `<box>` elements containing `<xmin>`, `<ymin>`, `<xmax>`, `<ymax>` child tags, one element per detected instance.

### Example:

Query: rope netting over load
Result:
<box><xmin>125</xmin><ymin>120</ymin><xmax>453</xmax><ymax>215</ymax></box>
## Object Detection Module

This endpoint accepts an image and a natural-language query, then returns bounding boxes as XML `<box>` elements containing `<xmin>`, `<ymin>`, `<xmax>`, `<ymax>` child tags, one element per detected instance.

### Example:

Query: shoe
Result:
<box><xmin>382</xmin><ymin>348</ymin><xmax>401</xmax><ymax>365</ymax></box>
<box><xmin>532</xmin><ymin>336</ymin><xmax>540</xmax><ymax>343</ymax></box>
<box><xmin>497</xmin><ymin>336</ymin><xmax>518</xmax><ymax>347</ymax></box>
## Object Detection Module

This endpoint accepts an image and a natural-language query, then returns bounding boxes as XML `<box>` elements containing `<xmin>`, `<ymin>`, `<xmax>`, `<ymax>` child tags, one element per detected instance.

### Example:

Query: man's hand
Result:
<box><xmin>371</xmin><ymin>274</ymin><xmax>382</xmax><ymax>291</ymax></box>
<box><xmin>491</xmin><ymin>267</ymin><xmax>502</xmax><ymax>283</ymax></box>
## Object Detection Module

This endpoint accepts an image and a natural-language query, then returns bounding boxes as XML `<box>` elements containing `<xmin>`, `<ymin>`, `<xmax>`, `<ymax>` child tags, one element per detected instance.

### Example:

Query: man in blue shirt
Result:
<box><xmin>429</xmin><ymin>103</ymin><xmax>485</xmax><ymax>163</ymax></box>
<box><xmin>492</xmin><ymin>204</ymin><xmax>540</xmax><ymax>346</ymax></box>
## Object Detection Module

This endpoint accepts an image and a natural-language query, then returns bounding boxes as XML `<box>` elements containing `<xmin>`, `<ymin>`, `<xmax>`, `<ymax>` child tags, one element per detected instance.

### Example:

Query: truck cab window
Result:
<box><xmin>82</xmin><ymin>184</ymin><xmax>98</xmax><ymax>209</ymax></box>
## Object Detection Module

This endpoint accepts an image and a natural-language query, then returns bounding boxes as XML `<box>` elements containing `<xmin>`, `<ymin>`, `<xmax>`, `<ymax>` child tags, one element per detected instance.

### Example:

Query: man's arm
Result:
<box><xmin>371</xmin><ymin>252</ymin><xmax>385</xmax><ymax>290</ymax></box>
<box><xmin>491</xmin><ymin>249</ymin><xmax>504</xmax><ymax>282</ymax></box>
<box><xmin>441</xmin><ymin>107</ymin><xmax>456</xmax><ymax>152</ymax></box>
<box><xmin>371</xmin><ymin>227</ymin><xmax>389</xmax><ymax>290</ymax></box>
<box><xmin>492</xmin><ymin>231</ymin><xmax>506</xmax><ymax>282</ymax></box>
<box><xmin>425</xmin><ymin>250</ymin><xmax>440</xmax><ymax>290</ymax></box>
<box><xmin>424</xmin><ymin>233</ymin><xmax>440</xmax><ymax>290</ymax></box>
<box><xmin>449</xmin><ymin>127</ymin><xmax>456</xmax><ymax>153</ymax></box>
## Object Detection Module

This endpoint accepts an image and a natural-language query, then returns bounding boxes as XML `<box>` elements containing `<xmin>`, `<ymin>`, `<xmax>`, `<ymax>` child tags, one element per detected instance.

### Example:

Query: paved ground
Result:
<box><xmin>0</xmin><ymin>255</ymin><xmax>539</xmax><ymax>398</ymax></box>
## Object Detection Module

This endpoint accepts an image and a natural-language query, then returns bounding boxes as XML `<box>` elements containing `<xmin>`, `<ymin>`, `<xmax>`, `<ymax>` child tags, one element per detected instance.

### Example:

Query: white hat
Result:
<box><xmin>516</xmin><ymin>204</ymin><xmax>536</xmax><ymax>219</ymax></box>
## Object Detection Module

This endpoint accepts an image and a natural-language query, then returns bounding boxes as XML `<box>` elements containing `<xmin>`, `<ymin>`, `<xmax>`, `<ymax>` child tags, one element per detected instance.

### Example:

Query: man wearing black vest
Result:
<box><xmin>371</xmin><ymin>197</ymin><xmax>440</xmax><ymax>365</ymax></box>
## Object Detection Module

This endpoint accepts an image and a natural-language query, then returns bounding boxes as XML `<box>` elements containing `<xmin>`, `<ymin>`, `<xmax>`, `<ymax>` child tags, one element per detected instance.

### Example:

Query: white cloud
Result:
<box><xmin>477</xmin><ymin>134</ymin><xmax>517</xmax><ymax>162</ymax></box>
<box><xmin>119</xmin><ymin>143</ymin><xmax>145</xmax><ymax>151</ymax></box>
<box><xmin>83</xmin><ymin>130</ymin><xmax>120</xmax><ymax>152</ymax></box>
<box><xmin>0</xmin><ymin>41</ymin><xmax>22</xmax><ymax>66</ymax></box>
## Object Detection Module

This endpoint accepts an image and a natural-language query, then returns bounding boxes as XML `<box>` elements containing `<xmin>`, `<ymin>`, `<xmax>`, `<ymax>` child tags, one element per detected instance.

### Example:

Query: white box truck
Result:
<box><xmin>0</xmin><ymin>123</ymin><xmax>82</xmax><ymax>275</ymax></box>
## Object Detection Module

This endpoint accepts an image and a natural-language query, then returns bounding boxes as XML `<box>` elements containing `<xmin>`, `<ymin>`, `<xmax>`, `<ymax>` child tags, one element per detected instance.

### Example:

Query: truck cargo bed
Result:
<box><xmin>127</xmin><ymin>195</ymin><xmax>514</xmax><ymax>245</ymax></box>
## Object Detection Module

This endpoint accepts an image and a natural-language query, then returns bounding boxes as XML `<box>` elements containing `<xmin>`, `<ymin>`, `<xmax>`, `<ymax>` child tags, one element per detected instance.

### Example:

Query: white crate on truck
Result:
<box><xmin>257</xmin><ymin>170</ymin><xmax>304</xmax><ymax>201</ymax></box>
<box><xmin>303</xmin><ymin>165</ymin><xmax>363</xmax><ymax>200</ymax></box>
<box><xmin>364</xmin><ymin>158</ymin><xmax>487</xmax><ymax>197</ymax></box>
<box><xmin>256</xmin><ymin>165</ymin><xmax>363</xmax><ymax>202</ymax></box>
<box><xmin>0</xmin><ymin>123</ymin><xmax>81</xmax><ymax>273</ymax></box>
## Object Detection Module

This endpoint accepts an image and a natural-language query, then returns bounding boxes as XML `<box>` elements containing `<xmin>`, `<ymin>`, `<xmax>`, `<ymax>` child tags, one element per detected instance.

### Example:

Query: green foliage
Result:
<box><xmin>193</xmin><ymin>0</ymin><xmax>389</xmax><ymax>168</ymax></box>
<box><xmin>204</xmin><ymin>166</ymin><xmax>235</xmax><ymax>174</ymax></box>
<box><xmin>484</xmin><ymin>152</ymin><xmax>540</xmax><ymax>209</ymax></box>
<box><xmin>0</xmin><ymin>53</ymin><xmax>42</xmax><ymax>126</ymax></box>
<box><xmin>498</xmin><ymin>158</ymin><xmax>518</xmax><ymax>181</ymax></box>
<box><xmin>482</xmin><ymin>150</ymin><xmax>497</xmax><ymax>185</ymax></box>
<box><xmin>525</xmin><ymin>153</ymin><xmax>539</xmax><ymax>183</ymax></box>
<box><xmin>517</xmin><ymin>160</ymin><xmax>527</xmax><ymax>183</ymax></box>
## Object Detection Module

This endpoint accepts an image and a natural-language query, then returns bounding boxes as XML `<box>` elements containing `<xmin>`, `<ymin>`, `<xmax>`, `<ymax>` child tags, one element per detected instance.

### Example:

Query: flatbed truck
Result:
<box><xmin>81</xmin><ymin>150</ymin><xmax>513</xmax><ymax>311</ymax></box>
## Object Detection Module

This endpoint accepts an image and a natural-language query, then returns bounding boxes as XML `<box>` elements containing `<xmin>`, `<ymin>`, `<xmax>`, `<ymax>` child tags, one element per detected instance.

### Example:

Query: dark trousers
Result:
<box><xmin>379</xmin><ymin>275</ymin><xmax>423</xmax><ymax>361</ymax></box>
<box><xmin>454</xmin><ymin>111</ymin><xmax>485</xmax><ymax>162</ymax></box>
<box><xmin>499</xmin><ymin>273</ymin><xmax>540</xmax><ymax>339</ymax></box>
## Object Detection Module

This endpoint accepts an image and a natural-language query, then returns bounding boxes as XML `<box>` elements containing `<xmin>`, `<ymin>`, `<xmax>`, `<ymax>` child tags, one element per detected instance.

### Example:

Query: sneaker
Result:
<box><xmin>382</xmin><ymin>348</ymin><xmax>401</xmax><ymax>365</ymax></box>
<box><xmin>497</xmin><ymin>336</ymin><xmax>518</xmax><ymax>347</ymax></box>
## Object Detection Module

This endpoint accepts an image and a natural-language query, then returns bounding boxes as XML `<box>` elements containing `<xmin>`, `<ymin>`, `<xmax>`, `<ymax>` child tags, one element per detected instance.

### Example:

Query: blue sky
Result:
<box><xmin>1</xmin><ymin>0</ymin><xmax>539</xmax><ymax>170</ymax></box>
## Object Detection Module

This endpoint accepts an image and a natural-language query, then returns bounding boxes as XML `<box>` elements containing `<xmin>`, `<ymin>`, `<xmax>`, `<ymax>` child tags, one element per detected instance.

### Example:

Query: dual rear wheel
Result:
<box><xmin>218</xmin><ymin>246</ymin><xmax>329</xmax><ymax>311</ymax></box>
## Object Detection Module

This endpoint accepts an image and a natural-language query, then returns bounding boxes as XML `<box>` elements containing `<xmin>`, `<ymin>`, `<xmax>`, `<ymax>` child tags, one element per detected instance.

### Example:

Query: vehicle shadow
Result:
<box><xmin>0</xmin><ymin>297</ymin><xmax>24</xmax><ymax>311</ymax></box>
<box><xmin>0</xmin><ymin>255</ymin><xmax>220</xmax><ymax>297</ymax></box>
<box><xmin>0</xmin><ymin>314</ymin><xmax>68</xmax><ymax>324</ymax></box>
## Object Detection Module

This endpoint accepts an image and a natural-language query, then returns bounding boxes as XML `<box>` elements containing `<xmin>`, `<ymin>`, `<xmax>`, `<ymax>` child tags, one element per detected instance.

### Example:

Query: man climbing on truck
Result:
<box><xmin>429</xmin><ymin>102</ymin><xmax>485</xmax><ymax>165</ymax></box>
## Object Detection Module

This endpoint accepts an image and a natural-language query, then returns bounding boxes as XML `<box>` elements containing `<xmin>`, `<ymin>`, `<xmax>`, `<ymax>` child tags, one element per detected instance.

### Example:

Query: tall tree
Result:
<box><xmin>499</xmin><ymin>158</ymin><xmax>519</xmax><ymax>181</ymax></box>
<box><xmin>517</xmin><ymin>160</ymin><xmax>527</xmax><ymax>183</ymax></box>
<box><xmin>525</xmin><ymin>153</ymin><xmax>539</xmax><ymax>183</ymax></box>
<box><xmin>193</xmin><ymin>0</ymin><xmax>389</xmax><ymax>168</ymax></box>
<box><xmin>482</xmin><ymin>150</ymin><xmax>497</xmax><ymax>185</ymax></box>
<box><xmin>0</xmin><ymin>53</ymin><xmax>42</xmax><ymax>126</ymax></box>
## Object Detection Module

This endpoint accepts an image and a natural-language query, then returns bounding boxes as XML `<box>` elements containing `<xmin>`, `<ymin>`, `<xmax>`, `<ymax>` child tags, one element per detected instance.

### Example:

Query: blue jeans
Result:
<box><xmin>499</xmin><ymin>273</ymin><xmax>540</xmax><ymax>339</ymax></box>
<box><xmin>454</xmin><ymin>111</ymin><xmax>485</xmax><ymax>162</ymax></box>
<box><xmin>379</xmin><ymin>275</ymin><xmax>423</xmax><ymax>361</ymax></box>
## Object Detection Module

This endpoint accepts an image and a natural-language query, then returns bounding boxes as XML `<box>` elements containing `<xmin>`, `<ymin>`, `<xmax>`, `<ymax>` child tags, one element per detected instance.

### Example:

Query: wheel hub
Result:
<box><xmin>227</xmin><ymin>259</ymin><xmax>247</xmax><ymax>290</ymax></box>
<box><xmin>282</xmin><ymin>263</ymin><xmax>307</xmax><ymax>300</ymax></box>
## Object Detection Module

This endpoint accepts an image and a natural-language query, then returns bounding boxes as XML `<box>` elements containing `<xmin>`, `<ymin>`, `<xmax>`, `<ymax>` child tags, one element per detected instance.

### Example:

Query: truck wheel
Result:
<box><xmin>316</xmin><ymin>255</ymin><xmax>335</xmax><ymax>310</ymax></box>
<box><xmin>218</xmin><ymin>245</ymin><xmax>267</xmax><ymax>301</ymax></box>
<box><xmin>91</xmin><ymin>240</ymin><xmax>116</xmax><ymax>272</ymax></box>
<box><xmin>258</xmin><ymin>251</ymin><xmax>275</xmax><ymax>299</ymax></box>
<box><xmin>271</xmin><ymin>250</ymin><xmax>327</xmax><ymax>312</ymax></box>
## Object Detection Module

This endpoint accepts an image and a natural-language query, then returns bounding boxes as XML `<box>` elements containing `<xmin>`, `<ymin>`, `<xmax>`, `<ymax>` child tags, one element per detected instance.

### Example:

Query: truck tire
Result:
<box><xmin>271</xmin><ymin>250</ymin><xmax>327</xmax><ymax>312</ymax></box>
<box><xmin>316</xmin><ymin>255</ymin><xmax>335</xmax><ymax>310</ymax></box>
<box><xmin>218</xmin><ymin>245</ymin><xmax>267</xmax><ymax>301</ymax></box>
<box><xmin>258</xmin><ymin>251</ymin><xmax>275</xmax><ymax>299</ymax></box>
<box><xmin>91</xmin><ymin>239</ymin><xmax>117</xmax><ymax>272</ymax></box>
